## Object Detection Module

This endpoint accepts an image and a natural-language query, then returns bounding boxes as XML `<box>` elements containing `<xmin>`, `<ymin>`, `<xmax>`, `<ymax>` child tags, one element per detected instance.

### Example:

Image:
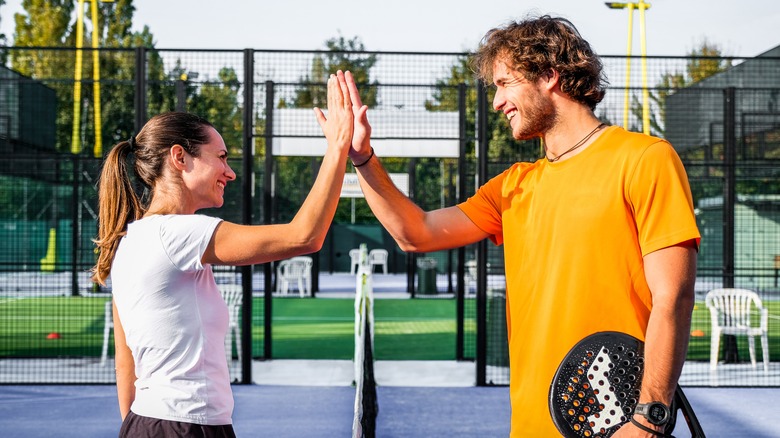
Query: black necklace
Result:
<box><xmin>545</xmin><ymin>123</ymin><xmax>606</xmax><ymax>162</ymax></box>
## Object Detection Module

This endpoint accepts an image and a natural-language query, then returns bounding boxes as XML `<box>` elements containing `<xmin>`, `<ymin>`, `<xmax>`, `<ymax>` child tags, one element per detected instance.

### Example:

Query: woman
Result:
<box><xmin>92</xmin><ymin>71</ymin><xmax>356</xmax><ymax>437</ymax></box>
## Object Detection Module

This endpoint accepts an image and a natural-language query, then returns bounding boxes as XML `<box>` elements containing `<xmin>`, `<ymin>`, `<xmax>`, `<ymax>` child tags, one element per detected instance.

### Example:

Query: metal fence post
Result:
<box><xmin>263</xmin><ymin>80</ymin><xmax>274</xmax><ymax>359</ymax></box>
<box><xmin>722</xmin><ymin>86</ymin><xmax>739</xmax><ymax>363</ymax></box>
<box><xmin>407</xmin><ymin>158</ymin><xmax>417</xmax><ymax>297</ymax></box>
<box><xmin>240</xmin><ymin>48</ymin><xmax>254</xmax><ymax>383</ymax></box>
<box><xmin>71</xmin><ymin>154</ymin><xmax>80</xmax><ymax>296</ymax></box>
<box><xmin>175</xmin><ymin>77</ymin><xmax>186</xmax><ymax>112</ymax></box>
<box><xmin>133</xmin><ymin>47</ymin><xmax>146</xmax><ymax>133</ymax></box>
<box><xmin>456</xmin><ymin>82</ymin><xmax>467</xmax><ymax>361</ymax></box>
<box><xmin>476</xmin><ymin>81</ymin><xmax>489</xmax><ymax>386</ymax></box>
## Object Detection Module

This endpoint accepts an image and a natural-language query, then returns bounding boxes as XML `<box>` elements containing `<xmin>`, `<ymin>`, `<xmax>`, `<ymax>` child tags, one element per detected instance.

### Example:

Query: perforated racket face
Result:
<box><xmin>549</xmin><ymin>332</ymin><xmax>645</xmax><ymax>438</ymax></box>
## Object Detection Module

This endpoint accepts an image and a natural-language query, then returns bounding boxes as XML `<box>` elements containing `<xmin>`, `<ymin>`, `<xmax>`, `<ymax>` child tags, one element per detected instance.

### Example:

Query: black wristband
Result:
<box><xmin>630</xmin><ymin>417</ymin><xmax>674</xmax><ymax>437</ymax></box>
<box><xmin>352</xmin><ymin>147</ymin><xmax>374</xmax><ymax>168</ymax></box>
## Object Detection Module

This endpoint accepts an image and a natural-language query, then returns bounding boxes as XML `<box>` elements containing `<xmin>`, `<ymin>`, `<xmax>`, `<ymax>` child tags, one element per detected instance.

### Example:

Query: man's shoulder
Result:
<box><xmin>502</xmin><ymin>160</ymin><xmax>541</xmax><ymax>178</ymax></box>
<box><xmin>607</xmin><ymin>126</ymin><xmax>671</xmax><ymax>149</ymax></box>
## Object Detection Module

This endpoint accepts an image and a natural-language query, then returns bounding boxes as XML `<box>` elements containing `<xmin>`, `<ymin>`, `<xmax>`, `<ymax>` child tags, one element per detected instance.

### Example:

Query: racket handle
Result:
<box><xmin>673</xmin><ymin>386</ymin><xmax>706</xmax><ymax>438</ymax></box>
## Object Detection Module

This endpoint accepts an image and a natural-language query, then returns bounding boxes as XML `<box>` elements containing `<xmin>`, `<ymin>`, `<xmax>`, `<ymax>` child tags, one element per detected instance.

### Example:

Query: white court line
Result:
<box><xmin>1</xmin><ymin>315</ymin><xmax>101</xmax><ymax>321</ymax></box>
<box><xmin>273</xmin><ymin>316</ymin><xmax>455</xmax><ymax>322</ymax></box>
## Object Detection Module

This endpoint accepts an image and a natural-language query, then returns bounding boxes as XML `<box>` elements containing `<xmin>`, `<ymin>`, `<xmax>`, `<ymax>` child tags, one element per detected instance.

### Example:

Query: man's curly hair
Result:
<box><xmin>472</xmin><ymin>15</ymin><xmax>608</xmax><ymax>110</ymax></box>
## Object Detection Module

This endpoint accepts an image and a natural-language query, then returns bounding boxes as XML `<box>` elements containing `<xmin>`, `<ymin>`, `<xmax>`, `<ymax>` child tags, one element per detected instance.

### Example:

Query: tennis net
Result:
<box><xmin>352</xmin><ymin>244</ymin><xmax>378</xmax><ymax>438</ymax></box>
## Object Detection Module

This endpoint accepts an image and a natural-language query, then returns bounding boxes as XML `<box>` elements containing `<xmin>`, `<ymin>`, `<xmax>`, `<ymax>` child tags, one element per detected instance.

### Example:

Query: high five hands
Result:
<box><xmin>312</xmin><ymin>70</ymin><xmax>372</xmax><ymax>164</ymax></box>
<box><xmin>313</xmin><ymin>70</ymin><xmax>355</xmax><ymax>154</ymax></box>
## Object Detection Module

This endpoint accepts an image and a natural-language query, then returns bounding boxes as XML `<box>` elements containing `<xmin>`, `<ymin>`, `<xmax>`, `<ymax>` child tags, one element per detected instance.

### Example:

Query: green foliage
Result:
<box><xmin>8</xmin><ymin>0</ymin><xmax>243</xmax><ymax>159</ymax></box>
<box><xmin>284</xmin><ymin>34</ymin><xmax>382</xmax><ymax>225</ymax></box>
<box><xmin>187</xmin><ymin>67</ymin><xmax>243</xmax><ymax>154</ymax></box>
<box><xmin>9</xmin><ymin>0</ymin><xmax>167</xmax><ymax>153</ymax></box>
<box><xmin>634</xmin><ymin>40</ymin><xmax>731</xmax><ymax>137</ymax></box>
<box><xmin>687</xmin><ymin>41</ymin><xmax>732</xmax><ymax>83</ymax></box>
<box><xmin>12</xmin><ymin>0</ymin><xmax>73</xmax><ymax>49</ymax></box>
<box><xmin>0</xmin><ymin>0</ymin><xmax>6</xmax><ymax>63</ymax></box>
<box><xmin>291</xmin><ymin>34</ymin><xmax>378</xmax><ymax>109</ymax></box>
<box><xmin>425</xmin><ymin>54</ymin><xmax>540</xmax><ymax>164</ymax></box>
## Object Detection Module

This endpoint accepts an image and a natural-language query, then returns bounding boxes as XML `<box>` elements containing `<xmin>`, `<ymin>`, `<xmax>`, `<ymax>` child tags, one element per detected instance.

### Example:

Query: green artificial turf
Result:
<box><xmin>0</xmin><ymin>296</ymin><xmax>476</xmax><ymax>360</ymax></box>
<box><xmin>2</xmin><ymin>295</ymin><xmax>778</xmax><ymax>362</ymax></box>
<box><xmin>257</xmin><ymin>297</ymin><xmax>475</xmax><ymax>360</ymax></box>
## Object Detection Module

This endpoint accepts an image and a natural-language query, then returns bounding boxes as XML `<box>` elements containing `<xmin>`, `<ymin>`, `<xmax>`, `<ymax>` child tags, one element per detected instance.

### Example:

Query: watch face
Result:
<box><xmin>648</xmin><ymin>403</ymin><xmax>669</xmax><ymax>424</ymax></box>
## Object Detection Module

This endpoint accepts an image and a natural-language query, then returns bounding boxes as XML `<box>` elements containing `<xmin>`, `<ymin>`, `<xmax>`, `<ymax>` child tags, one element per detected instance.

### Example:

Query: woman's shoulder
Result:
<box><xmin>131</xmin><ymin>214</ymin><xmax>222</xmax><ymax>239</ymax></box>
<box><xmin>140</xmin><ymin>213</ymin><xmax>222</xmax><ymax>224</ymax></box>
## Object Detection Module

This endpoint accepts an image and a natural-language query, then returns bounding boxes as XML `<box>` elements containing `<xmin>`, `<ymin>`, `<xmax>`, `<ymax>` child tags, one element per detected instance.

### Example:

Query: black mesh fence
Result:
<box><xmin>0</xmin><ymin>47</ymin><xmax>778</xmax><ymax>386</ymax></box>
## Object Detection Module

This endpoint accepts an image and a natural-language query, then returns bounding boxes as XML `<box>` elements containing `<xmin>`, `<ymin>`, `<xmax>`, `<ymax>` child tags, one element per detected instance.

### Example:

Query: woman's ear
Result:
<box><xmin>169</xmin><ymin>144</ymin><xmax>187</xmax><ymax>171</ymax></box>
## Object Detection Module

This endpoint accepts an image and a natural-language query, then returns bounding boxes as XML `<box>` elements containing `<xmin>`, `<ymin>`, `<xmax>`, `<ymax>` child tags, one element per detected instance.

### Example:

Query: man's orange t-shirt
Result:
<box><xmin>458</xmin><ymin>126</ymin><xmax>701</xmax><ymax>436</ymax></box>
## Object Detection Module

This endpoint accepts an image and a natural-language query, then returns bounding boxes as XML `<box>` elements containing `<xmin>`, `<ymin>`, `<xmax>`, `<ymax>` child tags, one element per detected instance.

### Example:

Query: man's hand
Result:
<box><xmin>344</xmin><ymin>71</ymin><xmax>372</xmax><ymax>163</ymax></box>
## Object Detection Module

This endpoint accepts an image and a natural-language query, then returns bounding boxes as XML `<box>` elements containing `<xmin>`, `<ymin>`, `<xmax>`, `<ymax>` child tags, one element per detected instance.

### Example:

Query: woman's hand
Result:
<box><xmin>313</xmin><ymin>70</ymin><xmax>354</xmax><ymax>154</ymax></box>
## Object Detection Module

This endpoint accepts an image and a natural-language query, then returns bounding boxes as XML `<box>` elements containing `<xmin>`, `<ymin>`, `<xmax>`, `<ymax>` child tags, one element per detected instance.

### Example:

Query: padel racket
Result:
<box><xmin>549</xmin><ymin>331</ymin><xmax>705</xmax><ymax>437</ymax></box>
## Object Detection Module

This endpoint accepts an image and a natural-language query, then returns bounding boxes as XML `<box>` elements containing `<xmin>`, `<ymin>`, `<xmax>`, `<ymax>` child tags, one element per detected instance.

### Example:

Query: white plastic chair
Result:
<box><xmin>705</xmin><ymin>288</ymin><xmax>769</xmax><ymax>372</ymax></box>
<box><xmin>100</xmin><ymin>300</ymin><xmax>113</xmax><ymax>366</ymax></box>
<box><xmin>349</xmin><ymin>249</ymin><xmax>361</xmax><ymax>275</ymax></box>
<box><xmin>277</xmin><ymin>256</ymin><xmax>313</xmax><ymax>297</ymax></box>
<box><xmin>292</xmin><ymin>256</ymin><xmax>313</xmax><ymax>294</ymax></box>
<box><xmin>464</xmin><ymin>260</ymin><xmax>478</xmax><ymax>295</ymax></box>
<box><xmin>219</xmin><ymin>284</ymin><xmax>243</xmax><ymax>377</ymax></box>
<box><xmin>368</xmin><ymin>249</ymin><xmax>388</xmax><ymax>274</ymax></box>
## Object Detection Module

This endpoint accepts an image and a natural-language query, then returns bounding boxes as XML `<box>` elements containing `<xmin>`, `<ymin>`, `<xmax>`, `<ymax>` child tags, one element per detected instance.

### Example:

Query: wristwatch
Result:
<box><xmin>634</xmin><ymin>401</ymin><xmax>671</xmax><ymax>426</ymax></box>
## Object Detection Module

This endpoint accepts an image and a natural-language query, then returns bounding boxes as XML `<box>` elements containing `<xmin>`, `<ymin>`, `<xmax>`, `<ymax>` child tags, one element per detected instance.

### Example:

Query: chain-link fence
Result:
<box><xmin>1</xmin><ymin>47</ymin><xmax>779</xmax><ymax>386</ymax></box>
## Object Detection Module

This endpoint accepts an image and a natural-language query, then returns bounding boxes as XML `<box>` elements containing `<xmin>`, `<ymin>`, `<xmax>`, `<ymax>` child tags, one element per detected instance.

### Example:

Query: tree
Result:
<box><xmin>10</xmin><ymin>0</ymin><xmax>166</xmax><ymax>153</ymax></box>
<box><xmin>634</xmin><ymin>40</ymin><xmax>732</xmax><ymax>137</ymax></box>
<box><xmin>0</xmin><ymin>0</ymin><xmax>7</xmax><ymax>64</ymax></box>
<box><xmin>425</xmin><ymin>54</ymin><xmax>540</xmax><ymax>164</ymax></box>
<box><xmin>280</xmin><ymin>35</ymin><xmax>382</xmax><ymax>224</ymax></box>
<box><xmin>188</xmin><ymin>67</ymin><xmax>243</xmax><ymax>154</ymax></box>
<box><xmin>291</xmin><ymin>34</ymin><xmax>378</xmax><ymax>108</ymax></box>
<box><xmin>11</xmin><ymin>0</ymin><xmax>73</xmax><ymax>77</ymax></box>
<box><xmin>92</xmin><ymin>0</ymin><xmax>172</xmax><ymax>148</ymax></box>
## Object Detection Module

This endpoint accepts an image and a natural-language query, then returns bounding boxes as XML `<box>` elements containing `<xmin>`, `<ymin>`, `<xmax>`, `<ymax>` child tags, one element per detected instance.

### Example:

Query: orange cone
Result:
<box><xmin>46</xmin><ymin>332</ymin><xmax>61</xmax><ymax>339</ymax></box>
<box><xmin>691</xmin><ymin>330</ymin><xmax>705</xmax><ymax>337</ymax></box>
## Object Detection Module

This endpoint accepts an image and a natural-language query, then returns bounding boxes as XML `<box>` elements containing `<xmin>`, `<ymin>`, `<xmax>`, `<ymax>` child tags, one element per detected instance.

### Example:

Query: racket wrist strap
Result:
<box><xmin>630</xmin><ymin>417</ymin><xmax>674</xmax><ymax>437</ymax></box>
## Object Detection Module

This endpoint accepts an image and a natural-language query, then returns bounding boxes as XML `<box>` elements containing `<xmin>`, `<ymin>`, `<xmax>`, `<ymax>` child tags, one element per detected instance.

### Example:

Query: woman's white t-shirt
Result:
<box><xmin>111</xmin><ymin>214</ymin><xmax>233</xmax><ymax>425</ymax></box>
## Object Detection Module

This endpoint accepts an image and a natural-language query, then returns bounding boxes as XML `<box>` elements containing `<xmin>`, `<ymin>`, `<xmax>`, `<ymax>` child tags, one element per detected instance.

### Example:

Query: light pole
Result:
<box><xmin>71</xmin><ymin>0</ymin><xmax>114</xmax><ymax>156</ymax></box>
<box><xmin>605</xmin><ymin>1</ymin><xmax>651</xmax><ymax>135</ymax></box>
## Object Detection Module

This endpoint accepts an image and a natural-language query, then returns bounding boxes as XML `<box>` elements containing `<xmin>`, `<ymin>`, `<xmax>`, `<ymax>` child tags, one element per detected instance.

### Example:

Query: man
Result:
<box><xmin>345</xmin><ymin>15</ymin><xmax>700</xmax><ymax>437</ymax></box>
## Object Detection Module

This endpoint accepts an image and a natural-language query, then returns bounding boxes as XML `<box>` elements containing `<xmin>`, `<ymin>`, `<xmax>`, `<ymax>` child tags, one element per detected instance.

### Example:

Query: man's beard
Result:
<box><xmin>512</xmin><ymin>91</ymin><xmax>556</xmax><ymax>141</ymax></box>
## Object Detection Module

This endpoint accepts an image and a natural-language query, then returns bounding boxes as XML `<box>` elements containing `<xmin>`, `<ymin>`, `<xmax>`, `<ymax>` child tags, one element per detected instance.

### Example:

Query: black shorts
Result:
<box><xmin>119</xmin><ymin>411</ymin><xmax>236</xmax><ymax>438</ymax></box>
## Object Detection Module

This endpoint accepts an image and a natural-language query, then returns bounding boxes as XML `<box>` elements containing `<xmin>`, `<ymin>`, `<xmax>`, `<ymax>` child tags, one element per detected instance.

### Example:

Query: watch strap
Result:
<box><xmin>629</xmin><ymin>417</ymin><xmax>675</xmax><ymax>437</ymax></box>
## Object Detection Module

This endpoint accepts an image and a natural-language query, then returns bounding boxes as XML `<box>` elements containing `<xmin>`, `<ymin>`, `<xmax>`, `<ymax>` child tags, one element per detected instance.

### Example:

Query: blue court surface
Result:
<box><xmin>0</xmin><ymin>384</ymin><xmax>776</xmax><ymax>437</ymax></box>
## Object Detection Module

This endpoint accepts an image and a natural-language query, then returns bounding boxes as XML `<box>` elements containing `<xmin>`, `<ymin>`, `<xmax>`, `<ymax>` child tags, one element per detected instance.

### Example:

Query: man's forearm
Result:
<box><xmin>353</xmin><ymin>150</ymin><xmax>429</xmax><ymax>251</ymax></box>
<box><xmin>633</xmin><ymin>242</ymin><xmax>697</xmax><ymax>434</ymax></box>
<box><xmin>640</xmin><ymin>298</ymin><xmax>694</xmax><ymax>404</ymax></box>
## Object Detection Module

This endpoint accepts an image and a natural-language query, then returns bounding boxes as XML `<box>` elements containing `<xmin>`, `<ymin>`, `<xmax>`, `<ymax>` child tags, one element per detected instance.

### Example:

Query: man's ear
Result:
<box><xmin>169</xmin><ymin>144</ymin><xmax>187</xmax><ymax>170</ymax></box>
<box><xmin>542</xmin><ymin>69</ymin><xmax>560</xmax><ymax>91</ymax></box>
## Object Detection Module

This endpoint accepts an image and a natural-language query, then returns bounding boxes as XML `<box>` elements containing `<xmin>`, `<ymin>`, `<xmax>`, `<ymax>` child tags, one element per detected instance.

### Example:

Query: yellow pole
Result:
<box><xmin>639</xmin><ymin>0</ymin><xmax>651</xmax><ymax>135</ymax></box>
<box><xmin>71</xmin><ymin>0</ymin><xmax>85</xmax><ymax>154</ymax></box>
<box><xmin>623</xmin><ymin>4</ymin><xmax>634</xmax><ymax>130</ymax></box>
<box><xmin>90</xmin><ymin>0</ymin><xmax>104</xmax><ymax>157</ymax></box>
<box><xmin>40</xmin><ymin>228</ymin><xmax>57</xmax><ymax>272</ymax></box>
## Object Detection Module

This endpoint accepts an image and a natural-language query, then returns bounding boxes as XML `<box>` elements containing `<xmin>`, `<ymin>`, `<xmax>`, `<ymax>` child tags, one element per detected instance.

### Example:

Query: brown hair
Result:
<box><xmin>472</xmin><ymin>14</ymin><xmax>607</xmax><ymax>110</ymax></box>
<box><xmin>91</xmin><ymin>112</ymin><xmax>214</xmax><ymax>285</ymax></box>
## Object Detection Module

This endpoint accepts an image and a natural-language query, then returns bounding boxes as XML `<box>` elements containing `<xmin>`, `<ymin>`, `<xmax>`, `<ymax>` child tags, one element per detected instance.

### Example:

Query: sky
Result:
<box><xmin>1</xmin><ymin>0</ymin><xmax>778</xmax><ymax>57</ymax></box>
